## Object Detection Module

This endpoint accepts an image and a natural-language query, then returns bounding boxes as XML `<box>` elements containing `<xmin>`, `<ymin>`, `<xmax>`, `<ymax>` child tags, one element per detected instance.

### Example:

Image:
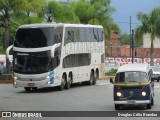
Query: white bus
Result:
<box><xmin>6</xmin><ymin>23</ymin><xmax>105</xmax><ymax>91</ymax></box>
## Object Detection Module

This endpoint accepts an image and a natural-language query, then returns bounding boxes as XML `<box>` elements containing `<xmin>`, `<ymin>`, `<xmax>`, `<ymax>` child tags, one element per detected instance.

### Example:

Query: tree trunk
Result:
<box><xmin>150</xmin><ymin>39</ymin><xmax>154</xmax><ymax>66</ymax></box>
<box><xmin>4</xmin><ymin>17</ymin><xmax>9</xmax><ymax>73</ymax></box>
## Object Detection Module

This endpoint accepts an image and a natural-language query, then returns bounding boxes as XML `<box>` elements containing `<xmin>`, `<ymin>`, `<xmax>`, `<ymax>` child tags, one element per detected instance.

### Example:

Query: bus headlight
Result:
<box><xmin>142</xmin><ymin>91</ymin><xmax>146</xmax><ymax>96</ymax></box>
<box><xmin>46</xmin><ymin>76</ymin><xmax>50</xmax><ymax>79</ymax></box>
<box><xmin>116</xmin><ymin>92</ymin><xmax>122</xmax><ymax>97</ymax></box>
<box><xmin>14</xmin><ymin>76</ymin><xmax>17</xmax><ymax>80</ymax></box>
<box><xmin>47</xmin><ymin>81</ymin><xmax>50</xmax><ymax>85</ymax></box>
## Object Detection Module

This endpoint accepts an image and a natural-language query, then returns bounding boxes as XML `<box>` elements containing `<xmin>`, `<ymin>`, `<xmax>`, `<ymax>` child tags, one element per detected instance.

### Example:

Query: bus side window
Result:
<box><xmin>54</xmin><ymin>26</ymin><xmax>63</xmax><ymax>44</ymax></box>
<box><xmin>51</xmin><ymin>56</ymin><xmax>60</xmax><ymax>69</ymax></box>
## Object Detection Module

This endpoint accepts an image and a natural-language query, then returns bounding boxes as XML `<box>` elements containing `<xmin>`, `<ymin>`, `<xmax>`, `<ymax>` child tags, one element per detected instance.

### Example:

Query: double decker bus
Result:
<box><xmin>6</xmin><ymin>23</ymin><xmax>105</xmax><ymax>91</ymax></box>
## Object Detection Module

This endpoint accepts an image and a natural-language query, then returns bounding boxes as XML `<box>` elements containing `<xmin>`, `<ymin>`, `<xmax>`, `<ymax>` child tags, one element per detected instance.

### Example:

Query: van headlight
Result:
<box><xmin>116</xmin><ymin>92</ymin><xmax>122</xmax><ymax>97</ymax></box>
<box><xmin>142</xmin><ymin>91</ymin><xmax>146</xmax><ymax>96</ymax></box>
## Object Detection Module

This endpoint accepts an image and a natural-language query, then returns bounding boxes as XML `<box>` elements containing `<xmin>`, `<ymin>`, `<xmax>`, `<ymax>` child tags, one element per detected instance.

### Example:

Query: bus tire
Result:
<box><xmin>58</xmin><ymin>76</ymin><xmax>65</xmax><ymax>91</ymax></box>
<box><xmin>88</xmin><ymin>71</ymin><xmax>94</xmax><ymax>85</ymax></box>
<box><xmin>65</xmin><ymin>74</ymin><xmax>72</xmax><ymax>89</ymax></box>
<box><xmin>93</xmin><ymin>70</ymin><xmax>98</xmax><ymax>85</ymax></box>
<box><xmin>24</xmin><ymin>87</ymin><xmax>31</xmax><ymax>92</ymax></box>
<box><xmin>32</xmin><ymin>87</ymin><xmax>37</xmax><ymax>90</ymax></box>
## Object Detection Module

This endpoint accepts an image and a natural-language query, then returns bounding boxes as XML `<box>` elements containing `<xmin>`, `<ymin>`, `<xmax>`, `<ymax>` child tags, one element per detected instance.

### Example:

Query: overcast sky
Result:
<box><xmin>110</xmin><ymin>0</ymin><xmax>160</xmax><ymax>34</ymax></box>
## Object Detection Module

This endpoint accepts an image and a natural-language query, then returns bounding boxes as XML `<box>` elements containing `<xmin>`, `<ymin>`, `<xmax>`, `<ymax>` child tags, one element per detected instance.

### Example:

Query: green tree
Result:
<box><xmin>135</xmin><ymin>8</ymin><xmax>160</xmax><ymax>65</ymax></box>
<box><xmin>120</xmin><ymin>33</ymin><xmax>130</xmax><ymax>45</ymax></box>
<box><xmin>72</xmin><ymin>0</ymin><xmax>120</xmax><ymax>38</ymax></box>
<box><xmin>72</xmin><ymin>0</ymin><xmax>94</xmax><ymax>24</ymax></box>
<box><xmin>0</xmin><ymin>0</ymin><xmax>20</xmax><ymax>72</ymax></box>
<box><xmin>13</xmin><ymin>0</ymin><xmax>45</xmax><ymax>24</ymax></box>
<box><xmin>42</xmin><ymin>0</ymin><xmax>79</xmax><ymax>23</ymax></box>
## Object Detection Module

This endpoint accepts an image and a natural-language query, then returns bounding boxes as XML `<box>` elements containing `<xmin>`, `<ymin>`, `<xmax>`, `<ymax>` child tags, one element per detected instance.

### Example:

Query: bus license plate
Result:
<box><xmin>127</xmin><ymin>100</ymin><xmax>135</xmax><ymax>104</ymax></box>
<box><xmin>27</xmin><ymin>83</ymin><xmax>35</xmax><ymax>87</ymax></box>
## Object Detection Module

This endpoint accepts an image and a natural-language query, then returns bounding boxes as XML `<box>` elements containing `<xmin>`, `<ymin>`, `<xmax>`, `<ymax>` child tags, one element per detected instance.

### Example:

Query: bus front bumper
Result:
<box><xmin>13</xmin><ymin>79</ymin><xmax>60</xmax><ymax>88</ymax></box>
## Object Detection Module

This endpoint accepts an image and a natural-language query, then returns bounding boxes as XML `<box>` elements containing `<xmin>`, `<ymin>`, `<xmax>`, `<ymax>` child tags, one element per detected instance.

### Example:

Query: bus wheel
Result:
<box><xmin>93</xmin><ymin>71</ymin><xmax>98</xmax><ymax>85</ymax></box>
<box><xmin>88</xmin><ymin>71</ymin><xmax>94</xmax><ymax>85</ymax></box>
<box><xmin>115</xmin><ymin>104</ymin><xmax>121</xmax><ymax>110</ymax></box>
<box><xmin>58</xmin><ymin>76</ymin><xmax>65</xmax><ymax>91</ymax></box>
<box><xmin>32</xmin><ymin>87</ymin><xmax>37</xmax><ymax>90</ymax></box>
<box><xmin>24</xmin><ymin>87</ymin><xmax>31</xmax><ymax>92</ymax></box>
<box><xmin>65</xmin><ymin>74</ymin><xmax>72</xmax><ymax>89</ymax></box>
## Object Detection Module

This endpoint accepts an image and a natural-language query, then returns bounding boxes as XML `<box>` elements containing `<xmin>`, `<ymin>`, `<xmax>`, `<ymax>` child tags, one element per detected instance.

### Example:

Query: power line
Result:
<box><xmin>115</xmin><ymin>21</ymin><xmax>141</xmax><ymax>25</ymax></box>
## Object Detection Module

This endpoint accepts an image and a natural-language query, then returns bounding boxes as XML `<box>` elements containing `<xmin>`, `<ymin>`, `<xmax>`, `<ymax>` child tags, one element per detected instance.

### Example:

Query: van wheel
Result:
<box><xmin>24</xmin><ymin>87</ymin><xmax>31</xmax><ymax>92</ymax></box>
<box><xmin>151</xmin><ymin>97</ymin><xmax>154</xmax><ymax>106</ymax></box>
<box><xmin>157</xmin><ymin>80</ymin><xmax>159</xmax><ymax>82</ymax></box>
<box><xmin>147</xmin><ymin>103</ymin><xmax>151</xmax><ymax>109</ymax></box>
<box><xmin>88</xmin><ymin>71</ymin><xmax>94</xmax><ymax>85</ymax></box>
<box><xmin>58</xmin><ymin>76</ymin><xmax>65</xmax><ymax>91</ymax></box>
<box><xmin>115</xmin><ymin>104</ymin><xmax>121</xmax><ymax>110</ymax></box>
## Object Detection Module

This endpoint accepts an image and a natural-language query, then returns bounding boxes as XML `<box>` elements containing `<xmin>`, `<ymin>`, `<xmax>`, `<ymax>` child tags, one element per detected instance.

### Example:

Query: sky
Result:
<box><xmin>110</xmin><ymin>0</ymin><xmax>160</xmax><ymax>34</ymax></box>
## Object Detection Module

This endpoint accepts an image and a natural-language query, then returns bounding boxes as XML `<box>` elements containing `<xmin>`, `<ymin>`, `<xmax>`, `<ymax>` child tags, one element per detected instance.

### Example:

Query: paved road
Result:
<box><xmin>0</xmin><ymin>80</ymin><xmax>160</xmax><ymax>120</ymax></box>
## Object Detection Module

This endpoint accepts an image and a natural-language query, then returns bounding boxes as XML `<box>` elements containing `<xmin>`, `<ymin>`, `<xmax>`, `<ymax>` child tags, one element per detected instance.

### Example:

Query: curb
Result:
<box><xmin>0</xmin><ymin>80</ymin><xmax>12</xmax><ymax>84</ymax></box>
<box><xmin>102</xmin><ymin>76</ymin><xmax>114</xmax><ymax>79</ymax></box>
<box><xmin>0</xmin><ymin>76</ymin><xmax>115</xmax><ymax>84</ymax></box>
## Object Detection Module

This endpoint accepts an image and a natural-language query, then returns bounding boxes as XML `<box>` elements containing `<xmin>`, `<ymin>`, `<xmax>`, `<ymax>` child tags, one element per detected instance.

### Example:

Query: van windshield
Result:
<box><xmin>115</xmin><ymin>71</ymin><xmax>148</xmax><ymax>83</ymax></box>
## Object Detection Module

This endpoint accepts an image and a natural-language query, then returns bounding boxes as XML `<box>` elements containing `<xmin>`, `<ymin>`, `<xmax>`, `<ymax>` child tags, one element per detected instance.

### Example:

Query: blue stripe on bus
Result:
<box><xmin>50</xmin><ymin>71</ymin><xmax>54</xmax><ymax>84</ymax></box>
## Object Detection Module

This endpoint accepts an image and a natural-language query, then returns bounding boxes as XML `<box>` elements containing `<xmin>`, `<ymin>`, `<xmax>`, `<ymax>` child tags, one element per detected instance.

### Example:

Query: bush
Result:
<box><xmin>105</xmin><ymin>68</ymin><xmax>117</xmax><ymax>76</ymax></box>
<box><xmin>0</xmin><ymin>74</ymin><xmax>12</xmax><ymax>80</ymax></box>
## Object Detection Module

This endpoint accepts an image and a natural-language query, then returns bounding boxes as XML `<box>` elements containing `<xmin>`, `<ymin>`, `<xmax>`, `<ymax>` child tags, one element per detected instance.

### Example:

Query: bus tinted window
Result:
<box><xmin>63</xmin><ymin>53</ymin><xmax>90</xmax><ymax>68</ymax></box>
<box><xmin>64</xmin><ymin>27</ymin><xmax>103</xmax><ymax>45</ymax></box>
<box><xmin>14</xmin><ymin>27</ymin><xmax>54</xmax><ymax>48</ymax></box>
<box><xmin>98</xmin><ymin>28</ymin><xmax>104</xmax><ymax>42</ymax></box>
<box><xmin>54</xmin><ymin>27</ymin><xmax>63</xmax><ymax>43</ymax></box>
<box><xmin>13</xmin><ymin>51</ymin><xmax>52</xmax><ymax>74</ymax></box>
<box><xmin>79</xmin><ymin>27</ymin><xmax>85</xmax><ymax>42</ymax></box>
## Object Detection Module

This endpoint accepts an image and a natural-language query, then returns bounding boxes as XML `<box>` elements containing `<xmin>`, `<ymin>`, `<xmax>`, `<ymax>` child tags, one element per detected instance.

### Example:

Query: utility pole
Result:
<box><xmin>110</xmin><ymin>41</ymin><xmax>112</xmax><ymax>56</ymax></box>
<box><xmin>131</xmin><ymin>29</ymin><xmax>134</xmax><ymax>63</ymax></box>
<box><xmin>130</xmin><ymin>16</ymin><xmax>132</xmax><ymax>57</ymax></box>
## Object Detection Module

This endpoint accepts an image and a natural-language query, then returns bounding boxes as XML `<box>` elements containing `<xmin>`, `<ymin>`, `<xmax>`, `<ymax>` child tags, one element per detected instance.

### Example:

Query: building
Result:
<box><xmin>106</xmin><ymin>31</ymin><xmax>120</xmax><ymax>56</ymax></box>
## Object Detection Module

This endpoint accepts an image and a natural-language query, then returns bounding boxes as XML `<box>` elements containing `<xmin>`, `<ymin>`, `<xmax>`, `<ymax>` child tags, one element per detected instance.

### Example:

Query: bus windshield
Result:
<box><xmin>115</xmin><ymin>71</ymin><xmax>148</xmax><ymax>83</ymax></box>
<box><xmin>13</xmin><ymin>51</ymin><xmax>53</xmax><ymax>74</ymax></box>
<box><xmin>14</xmin><ymin>27</ymin><xmax>54</xmax><ymax>48</ymax></box>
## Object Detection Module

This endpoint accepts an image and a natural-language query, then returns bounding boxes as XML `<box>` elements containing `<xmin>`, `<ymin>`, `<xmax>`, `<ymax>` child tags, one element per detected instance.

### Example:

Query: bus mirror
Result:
<box><xmin>110</xmin><ymin>78</ymin><xmax>114</xmax><ymax>84</ymax></box>
<box><xmin>51</xmin><ymin>43</ymin><xmax>61</xmax><ymax>57</ymax></box>
<box><xmin>6</xmin><ymin>45</ymin><xmax>13</xmax><ymax>59</ymax></box>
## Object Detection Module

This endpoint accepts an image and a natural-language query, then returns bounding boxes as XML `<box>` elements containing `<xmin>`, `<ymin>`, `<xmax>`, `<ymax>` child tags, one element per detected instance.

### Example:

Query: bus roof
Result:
<box><xmin>18</xmin><ymin>23</ymin><xmax>103</xmax><ymax>29</ymax></box>
<box><xmin>117</xmin><ymin>64</ymin><xmax>150</xmax><ymax>73</ymax></box>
